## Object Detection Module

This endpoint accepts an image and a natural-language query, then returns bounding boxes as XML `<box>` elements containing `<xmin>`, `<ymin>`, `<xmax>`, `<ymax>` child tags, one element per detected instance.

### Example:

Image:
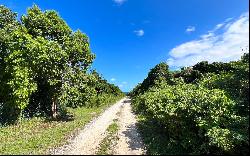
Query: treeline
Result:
<box><xmin>130</xmin><ymin>53</ymin><xmax>249</xmax><ymax>155</ymax></box>
<box><xmin>0</xmin><ymin>5</ymin><xmax>124</xmax><ymax>125</ymax></box>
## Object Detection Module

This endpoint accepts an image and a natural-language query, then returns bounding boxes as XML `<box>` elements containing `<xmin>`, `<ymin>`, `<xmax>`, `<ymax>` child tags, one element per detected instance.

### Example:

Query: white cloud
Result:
<box><xmin>167</xmin><ymin>12</ymin><xmax>249</xmax><ymax>68</ymax></box>
<box><xmin>122</xmin><ymin>81</ymin><xmax>127</xmax><ymax>84</ymax></box>
<box><xmin>215</xmin><ymin>23</ymin><xmax>224</xmax><ymax>30</ymax></box>
<box><xmin>225</xmin><ymin>17</ymin><xmax>233</xmax><ymax>22</ymax></box>
<box><xmin>110</xmin><ymin>78</ymin><xmax>116</xmax><ymax>82</ymax></box>
<box><xmin>186</xmin><ymin>26</ymin><xmax>196</xmax><ymax>33</ymax></box>
<box><xmin>118</xmin><ymin>84</ymin><xmax>124</xmax><ymax>88</ymax></box>
<box><xmin>113</xmin><ymin>0</ymin><xmax>127</xmax><ymax>5</ymax></box>
<box><xmin>134</xmin><ymin>29</ymin><xmax>144</xmax><ymax>36</ymax></box>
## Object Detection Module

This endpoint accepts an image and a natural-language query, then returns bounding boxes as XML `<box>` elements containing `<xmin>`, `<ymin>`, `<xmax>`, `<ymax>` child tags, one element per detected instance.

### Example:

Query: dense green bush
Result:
<box><xmin>129</xmin><ymin>62</ymin><xmax>173</xmax><ymax>97</ymax></box>
<box><xmin>131</xmin><ymin>53</ymin><xmax>249</xmax><ymax>155</ymax></box>
<box><xmin>58</xmin><ymin>70</ymin><xmax>124</xmax><ymax>109</ymax></box>
<box><xmin>173</xmin><ymin>67</ymin><xmax>202</xmax><ymax>83</ymax></box>
<box><xmin>192</xmin><ymin>61</ymin><xmax>234</xmax><ymax>74</ymax></box>
<box><xmin>133</xmin><ymin>83</ymin><xmax>248</xmax><ymax>154</ymax></box>
<box><xmin>199</xmin><ymin>55</ymin><xmax>249</xmax><ymax>116</ymax></box>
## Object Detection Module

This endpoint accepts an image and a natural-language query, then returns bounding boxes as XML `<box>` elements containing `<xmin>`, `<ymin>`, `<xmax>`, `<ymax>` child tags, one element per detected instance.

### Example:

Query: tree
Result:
<box><xmin>130</xmin><ymin>62</ymin><xmax>173</xmax><ymax>96</ymax></box>
<box><xmin>0</xmin><ymin>5</ymin><xmax>96</xmax><ymax>122</ymax></box>
<box><xmin>0</xmin><ymin>5</ymin><xmax>24</xmax><ymax>123</ymax></box>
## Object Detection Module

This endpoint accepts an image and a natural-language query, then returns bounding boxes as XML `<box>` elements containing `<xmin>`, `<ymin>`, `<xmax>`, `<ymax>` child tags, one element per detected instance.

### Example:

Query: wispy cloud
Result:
<box><xmin>113</xmin><ymin>0</ymin><xmax>127</xmax><ymax>5</ymax></box>
<box><xmin>167</xmin><ymin>12</ymin><xmax>249</xmax><ymax>68</ymax></box>
<box><xmin>134</xmin><ymin>29</ymin><xmax>144</xmax><ymax>37</ymax></box>
<box><xmin>214</xmin><ymin>23</ymin><xmax>224</xmax><ymax>30</ymax></box>
<box><xmin>118</xmin><ymin>84</ymin><xmax>124</xmax><ymax>88</ymax></box>
<box><xmin>186</xmin><ymin>26</ymin><xmax>196</xmax><ymax>33</ymax></box>
<box><xmin>110</xmin><ymin>78</ymin><xmax>116</xmax><ymax>82</ymax></box>
<box><xmin>118</xmin><ymin>82</ymin><xmax>128</xmax><ymax>88</ymax></box>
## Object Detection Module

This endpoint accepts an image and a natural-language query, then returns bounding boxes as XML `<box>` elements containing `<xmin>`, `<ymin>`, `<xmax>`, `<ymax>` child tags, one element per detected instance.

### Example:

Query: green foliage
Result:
<box><xmin>241</xmin><ymin>52</ymin><xmax>249</xmax><ymax>63</ymax></box>
<box><xmin>131</xmin><ymin>52</ymin><xmax>249</xmax><ymax>155</ymax></box>
<box><xmin>172</xmin><ymin>60</ymin><xmax>234</xmax><ymax>84</ymax></box>
<box><xmin>0</xmin><ymin>5</ymin><xmax>124</xmax><ymax>124</ymax></box>
<box><xmin>136</xmin><ymin>115</ymin><xmax>188</xmax><ymax>155</ymax></box>
<box><xmin>192</xmin><ymin>61</ymin><xmax>233</xmax><ymax>74</ymax></box>
<box><xmin>199</xmin><ymin>57</ymin><xmax>249</xmax><ymax>116</ymax></box>
<box><xmin>133</xmin><ymin>83</ymin><xmax>248</xmax><ymax>154</ymax></box>
<box><xmin>173</xmin><ymin>67</ymin><xmax>202</xmax><ymax>83</ymax></box>
<box><xmin>129</xmin><ymin>62</ymin><xmax>173</xmax><ymax>96</ymax></box>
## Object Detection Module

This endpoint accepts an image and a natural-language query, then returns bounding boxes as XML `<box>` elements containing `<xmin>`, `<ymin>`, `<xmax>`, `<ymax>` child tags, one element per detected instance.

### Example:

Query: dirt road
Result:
<box><xmin>51</xmin><ymin>97</ymin><xmax>145</xmax><ymax>155</ymax></box>
<box><xmin>113</xmin><ymin>98</ymin><xmax>145</xmax><ymax>155</ymax></box>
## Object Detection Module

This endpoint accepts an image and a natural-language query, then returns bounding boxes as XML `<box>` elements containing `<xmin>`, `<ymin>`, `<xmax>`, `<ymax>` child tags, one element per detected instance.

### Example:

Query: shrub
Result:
<box><xmin>132</xmin><ymin>82</ymin><xmax>248</xmax><ymax>154</ymax></box>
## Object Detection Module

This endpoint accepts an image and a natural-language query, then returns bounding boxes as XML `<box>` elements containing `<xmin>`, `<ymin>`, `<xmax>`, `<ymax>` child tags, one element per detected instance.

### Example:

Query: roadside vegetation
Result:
<box><xmin>0</xmin><ymin>100</ymin><xmax>121</xmax><ymax>155</ymax></box>
<box><xmin>130</xmin><ymin>52</ymin><xmax>249</xmax><ymax>155</ymax></box>
<box><xmin>0</xmin><ymin>4</ymin><xmax>124</xmax><ymax>154</ymax></box>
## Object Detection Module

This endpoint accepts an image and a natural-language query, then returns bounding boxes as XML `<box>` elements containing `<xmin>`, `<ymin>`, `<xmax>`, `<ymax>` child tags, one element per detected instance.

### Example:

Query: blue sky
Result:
<box><xmin>0</xmin><ymin>0</ymin><xmax>249</xmax><ymax>92</ymax></box>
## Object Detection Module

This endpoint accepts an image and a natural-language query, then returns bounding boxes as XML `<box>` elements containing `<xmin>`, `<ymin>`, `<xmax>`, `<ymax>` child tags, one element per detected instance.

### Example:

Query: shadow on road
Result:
<box><xmin>122</xmin><ymin>123</ymin><xmax>145</xmax><ymax>151</ymax></box>
<box><xmin>123</xmin><ymin>99</ymin><xmax>131</xmax><ymax>103</ymax></box>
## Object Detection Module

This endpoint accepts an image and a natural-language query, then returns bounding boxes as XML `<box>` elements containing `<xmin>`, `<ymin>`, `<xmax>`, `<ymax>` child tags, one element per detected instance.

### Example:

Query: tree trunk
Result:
<box><xmin>52</xmin><ymin>96</ymin><xmax>57</xmax><ymax>119</ymax></box>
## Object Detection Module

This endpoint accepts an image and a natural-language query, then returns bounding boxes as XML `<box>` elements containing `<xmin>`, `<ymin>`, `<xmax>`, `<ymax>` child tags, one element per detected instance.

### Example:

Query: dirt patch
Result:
<box><xmin>114</xmin><ymin>101</ymin><xmax>145</xmax><ymax>155</ymax></box>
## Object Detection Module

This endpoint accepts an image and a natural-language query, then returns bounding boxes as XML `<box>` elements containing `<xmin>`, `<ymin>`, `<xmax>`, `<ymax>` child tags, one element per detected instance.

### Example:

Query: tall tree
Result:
<box><xmin>0</xmin><ymin>5</ymin><xmax>95</xmax><ymax>122</ymax></box>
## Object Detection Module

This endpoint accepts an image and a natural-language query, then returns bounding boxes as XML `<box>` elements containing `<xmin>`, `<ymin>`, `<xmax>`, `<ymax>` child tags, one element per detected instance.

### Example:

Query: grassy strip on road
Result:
<box><xmin>96</xmin><ymin>119</ymin><xmax>119</xmax><ymax>155</ymax></box>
